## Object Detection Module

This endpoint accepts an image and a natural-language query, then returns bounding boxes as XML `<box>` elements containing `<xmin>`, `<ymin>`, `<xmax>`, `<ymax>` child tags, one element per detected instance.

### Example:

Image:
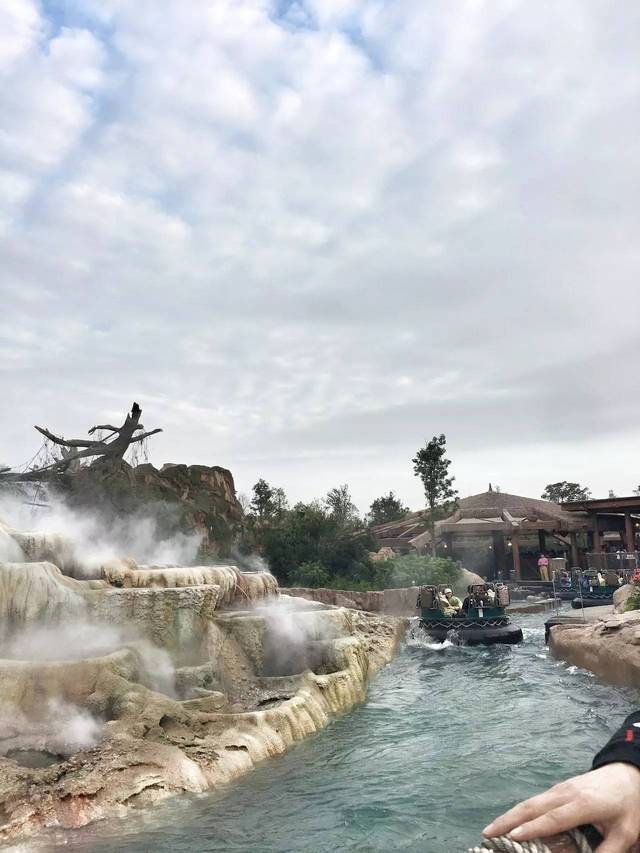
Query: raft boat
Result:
<box><xmin>568</xmin><ymin>570</ymin><xmax>624</xmax><ymax>609</ymax></box>
<box><xmin>417</xmin><ymin>583</ymin><xmax>523</xmax><ymax>646</ymax></box>
<box><xmin>570</xmin><ymin>590</ymin><xmax>616</xmax><ymax>609</ymax></box>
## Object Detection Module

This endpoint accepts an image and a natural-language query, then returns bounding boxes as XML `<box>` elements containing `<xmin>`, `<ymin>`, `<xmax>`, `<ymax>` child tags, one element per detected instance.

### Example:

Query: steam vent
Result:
<box><xmin>0</xmin><ymin>515</ymin><xmax>403</xmax><ymax>843</ymax></box>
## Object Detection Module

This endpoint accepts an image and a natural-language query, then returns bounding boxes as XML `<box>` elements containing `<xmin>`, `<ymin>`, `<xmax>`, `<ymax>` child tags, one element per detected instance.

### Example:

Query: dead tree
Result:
<box><xmin>1</xmin><ymin>402</ymin><xmax>162</xmax><ymax>480</ymax></box>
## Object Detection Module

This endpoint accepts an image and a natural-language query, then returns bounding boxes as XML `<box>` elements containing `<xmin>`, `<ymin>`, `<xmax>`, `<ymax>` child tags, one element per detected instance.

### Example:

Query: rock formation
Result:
<box><xmin>549</xmin><ymin>608</ymin><xmax>640</xmax><ymax>688</ymax></box>
<box><xmin>613</xmin><ymin>582</ymin><xmax>635</xmax><ymax>613</ymax></box>
<box><xmin>61</xmin><ymin>460</ymin><xmax>243</xmax><ymax>558</ymax></box>
<box><xmin>0</xmin><ymin>521</ymin><xmax>403</xmax><ymax>844</ymax></box>
<box><xmin>0</xmin><ymin>403</ymin><xmax>243</xmax><ymax>559</ymax></box>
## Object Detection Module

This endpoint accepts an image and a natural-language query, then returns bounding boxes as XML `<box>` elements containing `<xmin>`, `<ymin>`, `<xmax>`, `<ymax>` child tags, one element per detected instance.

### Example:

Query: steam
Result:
<box><xmin>0</xmin><ymin>490</ymin><xmax>203</xmax><ymax>574</ymax></box>
<box><xmin>2</xmin><ymin>622</ymin><xmax>126</xmax><ymax>661</ymax></box>
<box><xmin>46</xmin><ymin>698</ymin><xmax>103</xmax><ymax>751</ymax></box>
<box><xmin>0</xmin><ymin>698</ymin><xmax>103</xmax><ymax>755</ymax></box>
<box><xmin>1</xmin><ymin>621</ymin><xmax>176</xmax><ymax>697</ymax></box>
<box><xmin>230</xmin><ymin>549</ymin><xmax>270</xmax><ymax>573</ymax></box>
<box><xmin>255</xmin><ymin>598</ymin><xmax>334</xmax><ymax>677</ymax></box>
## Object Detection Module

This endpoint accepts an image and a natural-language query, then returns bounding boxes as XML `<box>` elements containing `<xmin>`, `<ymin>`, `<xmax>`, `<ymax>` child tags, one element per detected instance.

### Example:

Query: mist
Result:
<box><xmin>1</xmin><ymin>620</ymin><xmax>177</xmax><ymax>698</ymax></box>
<box><xmin>0</xmin><ymin>488</ymin><xmax>203</xmax><ymax>573</ymax></box>
<box><xmin>256</xmin><ymin>598</ymin><xmax>335</xmax><ymax>677</ymax></box>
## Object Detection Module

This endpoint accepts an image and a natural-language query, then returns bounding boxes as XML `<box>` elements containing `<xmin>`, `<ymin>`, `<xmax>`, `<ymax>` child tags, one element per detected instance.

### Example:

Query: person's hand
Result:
<box><xmin>482</xmin><ymin>763</ymin><xmax>640</xmax><ymax>853</ymax></box>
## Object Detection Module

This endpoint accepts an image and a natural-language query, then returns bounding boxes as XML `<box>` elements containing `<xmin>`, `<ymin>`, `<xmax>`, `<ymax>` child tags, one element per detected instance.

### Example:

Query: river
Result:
<box><xmin>29</xmin><ymin>612</ymin><xmax>639</xmax><ymax>853</ymax></box>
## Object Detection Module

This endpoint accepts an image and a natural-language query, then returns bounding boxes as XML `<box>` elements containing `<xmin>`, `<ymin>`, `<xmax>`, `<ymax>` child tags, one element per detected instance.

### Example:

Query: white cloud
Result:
<box><xmin>0</xmin><ymin>0</ymin><xmax>41</xmax><ymax>69</ymax></box>
<box><xmin>1</xmin><ymin>0</ymin><xmax>640</xmax><ymax>508</ymax></box>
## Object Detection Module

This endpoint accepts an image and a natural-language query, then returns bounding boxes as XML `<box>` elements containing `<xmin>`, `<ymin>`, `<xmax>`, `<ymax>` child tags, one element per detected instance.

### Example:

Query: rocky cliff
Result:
<box><xmin>56</xmin><ymin>459</ymin><xmax>243</xmax><ymax>558</ymax></box>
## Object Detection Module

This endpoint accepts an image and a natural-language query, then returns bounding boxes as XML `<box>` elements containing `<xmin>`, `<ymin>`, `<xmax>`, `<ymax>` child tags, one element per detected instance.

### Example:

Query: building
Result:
<box><xmin>371</xmin><ymin>488</ymin><xmax>589</xmax><ymax>580</ymax></box>
<box><xmin>562</xmin><ymin>494</ymin><xmax>640</xmax><ymax>570</ymax></box>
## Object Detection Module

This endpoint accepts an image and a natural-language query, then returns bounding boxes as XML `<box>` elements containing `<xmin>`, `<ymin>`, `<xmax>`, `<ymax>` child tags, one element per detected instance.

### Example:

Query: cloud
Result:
<box><xmin>1</xmin><ymin>0</ymin><xmax>640</xmax><ymax>510</ymax></box>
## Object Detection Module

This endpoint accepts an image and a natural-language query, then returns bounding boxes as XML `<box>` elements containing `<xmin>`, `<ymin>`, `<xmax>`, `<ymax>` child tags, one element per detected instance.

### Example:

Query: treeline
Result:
<box><xmin>238</xmin><ymin>479</ymin><xmax>460</xmax><ymax>591</ymax></box>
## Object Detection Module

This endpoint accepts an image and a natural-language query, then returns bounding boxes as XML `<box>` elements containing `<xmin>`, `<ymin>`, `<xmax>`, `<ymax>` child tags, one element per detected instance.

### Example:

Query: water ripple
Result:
<box><xmin>31</xmin><ymin>612</ymin><xmax>640</xmax><ymax>853</ymax></box>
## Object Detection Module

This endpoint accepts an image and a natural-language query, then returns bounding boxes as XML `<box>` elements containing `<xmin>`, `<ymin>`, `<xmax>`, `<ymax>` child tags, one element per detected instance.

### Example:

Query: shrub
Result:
<box><xmin>381</xmin><ymin>554</ymin><xmax>461</xmax><ymax>590</ymax></box>
<box><xmin>289</xmin><ymin>561</ymin><xmax>331</xmax><ymax>588</ymax></box>
<box><xmin>624</xmin><ymin>584</ymin><xmax>640</xmax><ymax>612</ymax></box>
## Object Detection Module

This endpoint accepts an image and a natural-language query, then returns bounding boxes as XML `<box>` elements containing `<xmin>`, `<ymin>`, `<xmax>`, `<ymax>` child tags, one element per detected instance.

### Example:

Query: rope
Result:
<box><xmin>421</xmin><ymin>619</ymin><xmax>509</xmax><ymax>630</ymax></box>
<box><xmin>468</xmin><ymin>827</ymin><xmax>595</xmax><ymax>853</ymax></box>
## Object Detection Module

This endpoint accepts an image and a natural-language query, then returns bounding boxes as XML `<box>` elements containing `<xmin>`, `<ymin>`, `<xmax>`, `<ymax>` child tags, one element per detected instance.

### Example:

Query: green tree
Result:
<box><xmin>324</xmin><ymin>484</ymin><xmax>359</xmax><ymax>526</ymax></box>
<box><xmin>541</xmin><ymin>481</ymin><xmax>591</xmax><ymax>503</ymax></box>
<box><xmin>250</xmin><ymin>478</ymin><xmax>275</xmax><ymax>520</ymax></box>
<box><xmin>262</xmin><ymin>500</ymin><xmax>374</xmax><ymax>586</ymax></box>
<box><xmin>367</xmin><ymin>491</ymin><xmax>410</xmax><ymax>527</ymax></box>
<box><xmin>633</xmin><ymin>485</ymin><xmax>640</xmax><ymax>497</ymax></box>
<box><xmin>272</xmin><ymin>487</ymin><xmax>289</xmax><ymax>518</ymax></box>
<box><xmin>413</xmin><ymin>434</ymin><xmax>458</xmax><ymax>556</ymax></box>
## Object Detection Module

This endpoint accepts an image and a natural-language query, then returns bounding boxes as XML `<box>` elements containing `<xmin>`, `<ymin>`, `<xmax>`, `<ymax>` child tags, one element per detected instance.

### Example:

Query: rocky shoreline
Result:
<box><xmin>0</xmin><ymin>520</ymin><xmax>404</xmax><ymax>845</ymax></box>
<box><xmin>549</xmin><ymin>586</ymin><xmax>640</xmax><ymax>688</ymax></box>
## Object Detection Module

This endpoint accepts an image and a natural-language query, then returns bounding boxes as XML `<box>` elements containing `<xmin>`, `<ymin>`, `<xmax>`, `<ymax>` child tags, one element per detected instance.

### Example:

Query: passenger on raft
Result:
<box><xmin>440</xmin><ymin>587</ymin><xmax>462</xmax><ymax>615</ymax></box>
<box><xmin>460</xmin><ymin>586</ymin><xmax>496</xmax><ymax>615</ymax></box>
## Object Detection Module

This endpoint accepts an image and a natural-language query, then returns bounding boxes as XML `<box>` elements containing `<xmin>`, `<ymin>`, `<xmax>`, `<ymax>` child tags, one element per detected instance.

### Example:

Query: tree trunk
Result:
<box><xmin>1</xmin><ymin>403</ymin><xmax>162</xmax><ymax>481</ymax></box>
<box><xmin>429</xmin><ymin>507</ymin><xmax>436</xmax><ymax>557</ymax></box>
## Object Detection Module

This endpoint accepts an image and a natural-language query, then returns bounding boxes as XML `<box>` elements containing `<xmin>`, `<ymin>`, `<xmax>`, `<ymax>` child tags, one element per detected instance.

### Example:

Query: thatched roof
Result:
<box><xmin>370</xmin><ymin>489</ymin><xmax>588</xmax><ymax>549</ymax></box>
<box><xmin>439</xmin><ymin>490</ymin><xmax>587</xmax><ymax>534</ymax></box>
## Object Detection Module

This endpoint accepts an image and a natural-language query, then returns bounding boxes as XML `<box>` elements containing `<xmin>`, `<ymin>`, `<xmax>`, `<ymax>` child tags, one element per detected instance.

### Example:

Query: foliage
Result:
<box><xmin>288</xmin><ymin>561</ymin><xmax>331</xmax><ymax>587</ymax></box>
<box><xmin>250</xmin><ymin>478</ymin><xmax>275</xmax><ymax>519</ymax></box>
<box><xmin>249</xmin><ymin>479</ymin><xmax>288</xmax><ymax>522</ymax></box>
<box><xmin>261</xmin><ymin>499</ymin><xmax>374</xmax><ymax>586</ymax></box>
<box><xmin>324</xmin><ymin>484</ymin><xmax>360</xmax><ymax>526</ymax></box>
<box><xmin>243</xmin><ymin>474</ymin><xmax>458</xmax><ymax>592</ymax></box>
<box><xmin>541</xmin><ymin>481</ymin><xmax>591</xmax><ymax>503</ymax></box>
<box><xmin>633</xmin><ymin>485</ymin><xmax>640</xmax><ymax>497</ymax></box>
<box><xmin>381</xmin><ymin>554</ymin><xmax>462</xmax><ymax>589</ymax></box>
<box><xmin>272</xmin><ymin>487</ymin><xmax>289</xmax><ymax>517</ymax></box>
<box><xmin>367</xmin><ymin>491</ymin><xmax>410</xmax><ymax>526</ymax></box>
<box><xmin>624</xmin><ymin>585</ymin><xmax>640</xmax><ymax>612</ymax></box>
<box><xmin>412</xmin><ymin>434</ymin><xmax>457</xmax><ymax>555</ymax></box>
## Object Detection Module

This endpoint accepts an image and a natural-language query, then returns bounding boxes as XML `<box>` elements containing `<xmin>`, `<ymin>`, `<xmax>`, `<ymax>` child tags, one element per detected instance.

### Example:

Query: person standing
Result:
<box><xmin>538</xmin><ymin>552</ymin><xmax>550</xmax><ymax>581</ymax></box>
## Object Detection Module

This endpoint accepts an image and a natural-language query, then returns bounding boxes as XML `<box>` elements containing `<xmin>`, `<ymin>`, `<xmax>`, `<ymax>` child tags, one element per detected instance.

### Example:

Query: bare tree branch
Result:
<box><xmin>87</xmin><ymin>424</ymin><xmax>120</xmax><ymax>435</ymax></box>
<box><xmin>1</xmin><ymin>402</ymin><xmax>162</xmax><ymax>484</ymax></box>
<box><xmin>128</xmin><ymin>428</ymin><xmax>163</xmax><ymax>444</ymax></box>
<box><xmin>34</xmin><ymin>426</ymin><xmax>101</xmax><ymax>449</ymax></box>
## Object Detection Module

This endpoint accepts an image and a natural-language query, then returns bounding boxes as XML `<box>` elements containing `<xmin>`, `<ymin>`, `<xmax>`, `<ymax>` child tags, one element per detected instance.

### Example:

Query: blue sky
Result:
<box><xmin>2</xmin><ymin>0</ymin><xmax>640</xmax><ymax>513</ymax></box>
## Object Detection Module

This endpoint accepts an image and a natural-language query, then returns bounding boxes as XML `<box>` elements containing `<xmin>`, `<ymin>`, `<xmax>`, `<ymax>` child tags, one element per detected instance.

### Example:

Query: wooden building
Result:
<box><xmin>371</xmin><ymin>489</ymin><xmax>589</xmax><ymax>580</ymax></box>
<box><xmin>562</xmin><ymin>495</ymin><xmax>640</xmax><ymax>568</ymax></box>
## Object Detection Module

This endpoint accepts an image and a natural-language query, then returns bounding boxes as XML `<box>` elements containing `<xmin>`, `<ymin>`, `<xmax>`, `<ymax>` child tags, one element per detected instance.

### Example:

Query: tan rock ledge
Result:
<box><xmin>0</xmin><ymin>558</ymin><xmax>404</xmax><ymax>844</ymax></box>
<box><xmin>549</xmin><ymin>609</ymin><xmax>640</xmax><ymax>688</ymax></box>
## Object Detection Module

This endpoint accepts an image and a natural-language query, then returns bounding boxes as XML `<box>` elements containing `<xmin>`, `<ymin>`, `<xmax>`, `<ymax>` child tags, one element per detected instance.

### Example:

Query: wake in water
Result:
<box><xmin>406</xmin><ymin>622</ymin><xmax>456</xmax><ymax>650</ymax></box>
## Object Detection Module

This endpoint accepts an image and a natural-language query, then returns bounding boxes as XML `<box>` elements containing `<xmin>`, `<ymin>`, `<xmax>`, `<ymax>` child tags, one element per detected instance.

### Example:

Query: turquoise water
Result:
<box><xmin>37</xmin><ymin>613</ymin><xmax>638</xmax><ymax>852</ymax></box>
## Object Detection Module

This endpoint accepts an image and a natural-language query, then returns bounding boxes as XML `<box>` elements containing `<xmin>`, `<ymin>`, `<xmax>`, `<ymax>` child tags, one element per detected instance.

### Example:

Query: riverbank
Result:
<box><xmin>549</xmin><ymin>607</ymin><xmax>640</xmax><ymax>688</ymax></box>
<box><xmin>36</xmin><ymin>612</ymin><xmax>638</xmax><ymax>853</ymax></box>
<box><xmin>0</xmin><ymin>527</ymin><xmax>405</xmax><ymax>845</ymax></box>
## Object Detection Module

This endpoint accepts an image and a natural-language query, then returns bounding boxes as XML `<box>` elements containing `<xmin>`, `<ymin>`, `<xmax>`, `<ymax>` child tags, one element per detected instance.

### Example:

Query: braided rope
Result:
<box><xmin>468</xmin><ymin>827</ymin><xmax>594</xmax><ymax>853</ymax></box>
<box><xmin>421</xmin><ymin>619</ymin><xmax>510</xmax><ymax>630</ymax></box>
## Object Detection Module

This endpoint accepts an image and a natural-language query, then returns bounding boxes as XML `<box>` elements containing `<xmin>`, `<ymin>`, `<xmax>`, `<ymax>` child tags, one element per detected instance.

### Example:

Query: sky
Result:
<box><xmin>1</xmin><ymin>0</ymin><xmax>640</xmax><ymax>514</ymax></box>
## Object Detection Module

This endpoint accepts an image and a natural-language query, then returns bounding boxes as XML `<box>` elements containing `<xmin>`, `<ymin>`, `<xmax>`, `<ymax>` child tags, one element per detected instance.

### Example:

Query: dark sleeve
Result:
<box><xmin>592</xmin><ymin>711</ymin><xmax>640</xmax><ymax>772</ymax></box>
